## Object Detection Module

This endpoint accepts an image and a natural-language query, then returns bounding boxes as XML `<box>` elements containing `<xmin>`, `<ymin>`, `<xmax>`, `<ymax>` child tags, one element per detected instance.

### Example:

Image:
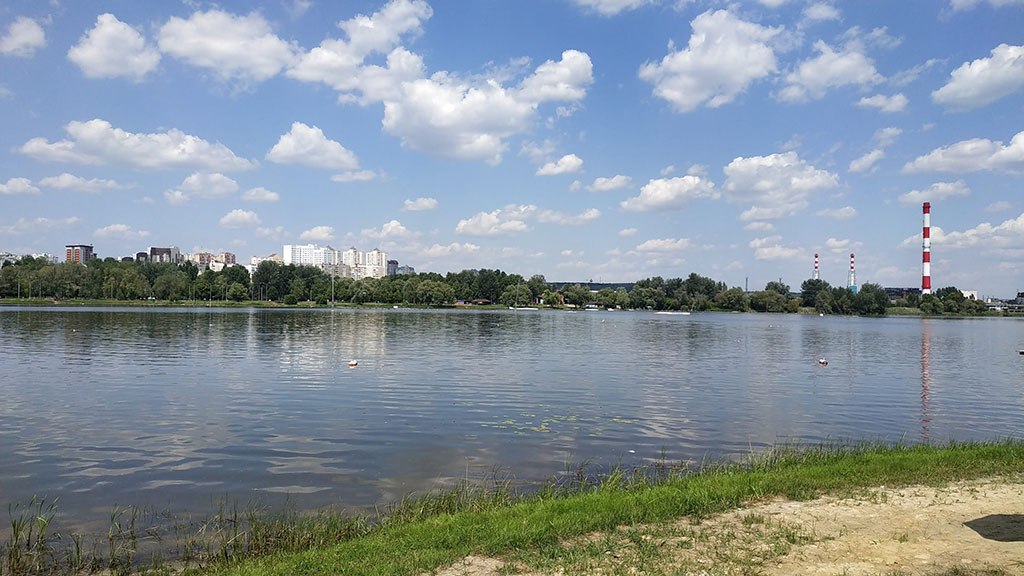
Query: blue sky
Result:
<box><xmin>1</xmin><ymin>0</ymin><xmax>1022</xmax><ymax>296</ymax></box>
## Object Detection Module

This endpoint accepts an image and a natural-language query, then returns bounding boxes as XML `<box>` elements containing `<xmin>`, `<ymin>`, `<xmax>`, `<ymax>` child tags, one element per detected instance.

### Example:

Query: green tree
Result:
<box><xmin>749</xmin><ymin>290</ymin><xmax>786</xmax><ymax>312</ymax></box>
<box><xmin>227</xmin><ymin>282</ymin><xmax>248</xmax><ymax>301</ymax></box>
<box><xmin>562</xmin><ymin>284</ymin><xmax>591</xmax><ymax>308</ymax></box>
<box><xmin>800</xmin><ymin>278</ymin><xmax>832</xmax><ymax>305</ymax></box>
<box><xmin>919</xmin><ymin>294</ymin><xmax>943</xmax><ymax>315</ymax></box>
<box><xmin>764</xmin><ymin>280</ymin><xmax>790</xmax><ymax>296</ymax></box>
<box><xmin>500</xmin><ymin>284</ymin><xmax>534</xmax><ymax>307</ymax></box>
<box><xmin>715</xmin><ymin>287</ymin><xmax>748</xmax><ymax>311</ymax></box>
<box><xmin>153</xmin><ymin>271</ymin><xmax>187</xmax><ymax>300</ymax></box>
<box><xmin>853</xmin><ymin>283</ymin><xmax>889</xmax><ymax>315</ymax></box>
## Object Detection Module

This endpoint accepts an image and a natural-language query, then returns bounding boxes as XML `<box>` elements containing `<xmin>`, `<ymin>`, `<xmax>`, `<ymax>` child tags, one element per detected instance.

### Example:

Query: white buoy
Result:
<box><xmin>348</xmin><ymin>360</ymin><xmax>358</xmax><ymax>367</ymax></box>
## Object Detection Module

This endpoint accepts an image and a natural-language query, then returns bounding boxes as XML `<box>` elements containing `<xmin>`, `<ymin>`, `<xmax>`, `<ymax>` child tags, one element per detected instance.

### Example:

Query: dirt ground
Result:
<box><xmin>432</xmin><ymin>477</ymin><xmax>1024</xmax><ymax>576</ymax></box>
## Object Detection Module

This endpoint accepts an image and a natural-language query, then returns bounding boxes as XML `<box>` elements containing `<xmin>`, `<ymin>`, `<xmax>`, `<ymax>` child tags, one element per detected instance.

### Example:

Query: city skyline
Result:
<box><xmin>2</xmin><ymin>1</ymin><xmax>1023</xmax><ymax>296</ymax></box>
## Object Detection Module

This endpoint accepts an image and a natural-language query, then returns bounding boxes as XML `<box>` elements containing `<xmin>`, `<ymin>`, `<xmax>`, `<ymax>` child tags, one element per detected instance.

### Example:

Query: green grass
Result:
<box><xmin>4</xmin><ymin>441</ymin><xmax>1022</xmax><ymax>576</ymax></box>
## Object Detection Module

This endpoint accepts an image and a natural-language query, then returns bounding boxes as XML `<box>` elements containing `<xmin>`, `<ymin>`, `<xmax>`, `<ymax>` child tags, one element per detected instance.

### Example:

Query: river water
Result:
<box><xmin>1</xmin><ymin>307</ymin><xmax>1022</xmax><ymax>532</ymax></box>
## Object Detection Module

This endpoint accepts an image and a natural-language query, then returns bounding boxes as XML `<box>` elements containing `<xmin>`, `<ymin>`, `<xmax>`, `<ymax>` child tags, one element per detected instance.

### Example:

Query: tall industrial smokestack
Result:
<box><xmin>922</xmin><ymin>202</ymin><xmax>931</xmax><ymax>295</ymax></box>
<box><xmin>814</xmin><ymin>253</ymin><xmax>819</xmax><ymax>280</ymax></box>
<box><xmin>848</xmin><ymin>253</ymin><xmax>857</xmax><ymax>293</ymax></box>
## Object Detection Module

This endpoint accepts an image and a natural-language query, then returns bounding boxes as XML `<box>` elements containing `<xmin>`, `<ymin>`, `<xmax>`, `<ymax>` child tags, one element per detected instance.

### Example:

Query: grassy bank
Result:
<box><xmin>7</xmin><ymin>441</ymin><xmax>1019</xmax><ymax>576</ymax></box>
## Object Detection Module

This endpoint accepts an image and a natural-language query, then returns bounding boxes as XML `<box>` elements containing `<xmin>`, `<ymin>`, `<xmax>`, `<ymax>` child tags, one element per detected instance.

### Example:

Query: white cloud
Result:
<box><xmin>778</xmin><ymin>40</ymin><xmax>883</xmax><ymax>102</ymax></box>
<box><xmin>932</xmin><ymin>44</ymin><xmax>1024</xmax><ymax>110</ymax></box>
<box><xmin>618</xmin><ymin>227</ymin><xmax>637</xmax><ymax>237</ymax></box>
<box><xmin>638</xmin><ymin>10</ymin><xmax>781</xmax><ymax>113</ymax></box>
<box><xmin>520</xmin><ymin>140</ymin><xmax>557</xmax><ymax>163</ymax></box>
<box><xmin>570</xmin><ymin>0</ymin><xmax>654</xmax><ymax>15</ymax></box>
<box><xmin>723</xmin><ymin>152</ymin><xmax>839</xmax><ymax>219</ymax></box>
<box><xmin>0</xmin><ymin>17</ymin><xmax>46</xmax><ymax>58</ymax></box>
<box><xmin>19</xmin><ymin>119</ymin><xmax>254</xmax><ymax>171</ymax></box>
<box><xmin>331</xmin><ymin>170</ymin><xmax>378</xmax><ymax>183</ymax></box>
<box><xmin>219</xmin><ymin>209</ymin><xmax>261</xmax><ymax>229</ymax></box>
<box><xmin>587</xmin><ymin>175</ymin><xmax>632</xmax><ymax>191</ymax></box>
<box><xmin>538</xmin><ymin>208</ymin><xmax>601</xmax><ymax>225</ymax></box>
<box><xmin>39</xmin><ymin>173</ymin><xmax>129</xmax><ymax>192</ymax></box>
<box><xmin>94</xmin><ymin>223</ymin><xmax>149</xmax><ymax>239</ymax></box>
<box><xmin>362</xmin><ymin>219</ymin><xmax>417</xmax><ymax>239</ymax></box>
<box><xmin>382</xmin><ymin>51</ymin><xmax>592</xmax><ymax>164</ymax></box>
<box><xmin>856</xmin><ymin>93</ymin><xmax>908</xmax><ymax>112</ymax></box>
<box><xmin>849</xmin><ymin>149</ymin><xmax>884</xmax><ymax>173</ymax></box>
<box><xmin>165</xmin><ymin>173</ymin><xmax>238</xmax><ymax>205</ymax></box>
<box><xmin>824</xmin><ymin>237</ymin><xmax>859</xmax><ymax>252</ymax></box>
<box><xmin>874</xmin><ymin>127</ymin><xmax>903</xmax><ymax>147</ymax></box>
<box><xmin>266</xmin><ymin>122</ymin><xmax>359</xmax><ymax>170</ymax></box>
<box><xmin>0</xmin><ymin>177</ymin><xmax>40</xmax><ymax>195</ymax></box>
<box><xmin>902</xmin><ymin>130</ymin><xmax>1024</xmax><ymax>173</ymax></box>
<box><xmin>403</xmin><ymin>197</ymin><xmax>438</xmax><ymax>211</ymax></box>
<box><xmin>986</xmin><ymin>200</ymin><xmax>1012</xmax><ymax>212</ymax></box>
<box><xmin>898</xmin><ymin>181</ymin><xmax>971</xmax><ymax>204</ymax></box>
<box><xmin>286</xmin><ymin>0</ymin><xmax>313</xmax><ymax>19</ymax></box>
<box><xmin>242</xmin><ymin>187</ymin><xmax>279</xmax><ymax>202</ymax></box>
<box><xmin>420</xmin><ymin>242</ymin><xmax>480</xmax><ymax>258</ymax></box>
<box><xmin>816</xmin><ymin>206</ymin><xmax>858</xmax><ymax>220</ymax></box>
<box><xmin>157</xmin><ymin>10</ymin><xmax>298</xmax><ymax>84</ymax></box>
<box><xmin>536</xmin><ymin>153</ymin><xmax>583</xmax><ymax>175</ymax></box>
<box><xmin>455</xmin><ymin>204</ymin><xmax>536</xmax><ymax>236</ymax></box>
<box><xmin>636</xmin><ymin>238</ymin><xmax>691</xmax><ymax>252</ymax></box>
<box><xmin>299</xmin><ymin>225</ymin><xmax>335</xmax><ymax>242</ymax></box>
<box><xmin>256</xmin><ymin>226</ymin><xmax>287</xmax><ymax>240</ymax></box>
<box><xmin>950</xmin><ymin>0</ymin><xmax>1024</xmax><ymax>10</ymax></box>
<box><xmin>1</xmin><ymin>216</ymin><xmax>79</xmax><ymax>236</ymax></box>
<box><xmin>68</xmin><ymin>14</ymin><xmax>160</xmax><ymax>81</ymax></box>
<box><xmin>901</xmin><ymin>212</ymin><xmax>1024</xmax><ymax>251</ymax></box>
<box><xmin>890</xmin><ymin>58</ymin><xmax>942</xmax><ymax>87</ymax></box>
<box><xmin>803</xmin><ymin>3</ymin><xmax>841</xmax><ymax>22</ymax></box>
<box><xmin>620</xmin><ymin>175</ymin><xmax>718</xmax><ymax>212</ymax></box>
<box><xmin>744</xmin><ymin>221</ymin><xmax>776</xmax><ymax>232</ymax></box>
<box><xmin>749</xmin><ymin>236</ymin><xmax>802</xmax><ymax>260</ymax></box>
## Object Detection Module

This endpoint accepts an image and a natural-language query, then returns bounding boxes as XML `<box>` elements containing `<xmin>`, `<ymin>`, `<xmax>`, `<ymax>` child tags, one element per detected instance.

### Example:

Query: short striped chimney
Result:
<box><xmin>848</xmin><ymin>253</ymin><xmax>856</xmax><ymax>289</ymax></box>
<box><xmin>813</xmin><ymin>253</ymin><xmax>819</xmax><ymax>280</ymax></box>
<box><xmin>922</xmin><ymin>202</ymin><xmax>931</xmax><ymax>295</ymax></box>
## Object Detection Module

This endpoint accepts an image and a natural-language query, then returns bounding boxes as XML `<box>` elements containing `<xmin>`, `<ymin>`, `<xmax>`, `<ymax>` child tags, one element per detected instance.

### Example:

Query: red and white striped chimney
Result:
<box><xmin>848</xmin><ymin>253</ymin><xmax>856</xmax><ymax>288</ymax></box>
<box><xmin>922</xmin><ymin>202</ymin><xmax>931</xmax><ymax>295</ymax></box>
<box><xmin>814</xmin><ymin>253</ymin><xmax>819</xmax><ymax>280</ymax></box>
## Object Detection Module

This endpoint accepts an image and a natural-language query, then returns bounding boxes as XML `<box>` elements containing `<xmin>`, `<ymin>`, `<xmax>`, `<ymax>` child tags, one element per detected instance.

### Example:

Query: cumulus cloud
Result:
<box><xmin>219</xmin><ymin>209</ymin><xmax>261</xmax><ymax>229</ymax></box>
<box><xmin>803</xmin><ymin>3</ymin><xmax>841</xmax><ymax>22</ymax></box>
<box><xmin>902</xmin><ymin>130</ymin><xmax>1024</xmax><ymax>173</ymax></box>
<box><xmin>331</xmin><ymin>170</ymin><xmax>378</xmax><ymax>182</ymax></box>
<box><xmin>986</xmin><ymin>200</ymin><xmax>1012</xmax><ymax>212</ymax></box>
<box><xmin>635</xmin><ymin>238</ymin><xmax>691</xmax><ymax>252</ymax></box>
<box><xmin>1</xmin><ymin>217</ymin><xmax>79</xmax><ymax>236</ymax></box>
<box><xmin>874</xmin><ymin>127</ymin><xmax>903</xmax><ymax>147</ymax></box>
<box><xmin>382</xmin><ymin>50</ymin><xmax>593</xmax><ymax>164</ymax></box>
<box><xmin>587</xmin><ymin>175</ymin><xmax>632</xmax><ymax>191</ymax></box>
<box><xmin>256</xmin><ymin>226</ymin><xmax>287</xmax><ymax>240</ymax></box>
<box><xmin>849</xmin><ymin>149</ymin><xmax>884</xmax><ymax>173</ymax></box>
<box><xmin>618</xmin><ymin>227</ymin><xmax>637</xmax><ymax>237</ymax></box>
<box><xmin>39</xmin><ymin>173</ymin><xmax>130</xmax><ymax>192</ymax></box>
<box><xmin>744</xmin><ymin>221</ymin><xmax>776</xmax><ymax>232</ymax></box>
<box><xmin>299</xmin><ymin>225</ymin><xmax>335</xmax><ymax>242</ymax></box>
<box><xmin>403</xmin><ymin>197</ymin><xmax>438</xmax><ymax>211</ymax></box>
<box><xmin>0</xmin><ymin>17</ymin><xmax>46</xmax><ymax>58</ymax></box>
<box><xmin>638</xmin><ymin>10</ymin><xmax>781</xmax><ymax>113</ymax></box>
<box><xmin>538</xmin><ymin>208</ymin><xmax>601</xmax><ymax>225</ymax></box>
<box><xmin>158</xmin><ymin>9</ymin><xmax>298</xmax><ymax>84</ymax></box>
<box><xmin>816</xmin><ymin>206</ymin><xmax>858</xmax><ymax>220</ymax></box>
<box><xmin>0</xmin><ymin>177</ymin><xmax>40</xmax><ymax>195</ymax></box>
<box><xmin>749</xmin><ymin>236</ymin><xmax>802</xmax><ymax>260</ymax></box>
<box><xmin>778</xmin><ymin>40</ymin><xmax>883</xmax><ymax>102</ymax></box>
<box><xmin>570</xmin><ymin>0</ymin><xmax>654</xmax><ymax>15</ymax></box>
<box><xmin>455</xmin><ymin>204</ymin><xmax>536</xmax><ymax>236</ymax></box>
<box><xmin>266</xmin><ymin>122</ymin><xmax>359</xmax><ymax>170</ymax></box>
<box><xmin>898</xmin><ymin>180</ymin><xmax>971</xmax><ymax>204</ymax></box>
<box><xmin>94</xmin><ymin>223</ymin><xmax>149</xmax><ymax>239</ymax></box>
<box><xmin>723</xmin><ymin>152</ymin><xmax>839</xmax><ymax>219</ymax></box>
<box><xmin>19</xmin><ymin>119</ymin><xmax>254</xmax><ymax>171</ymax></box>
<box><xmin>165</xmin><ymin>173</ymin><xmax>238</xmax><ymax>205</ymax></box>
<box><xmin>932</xmin><ymin>44</ymin><xmax>1024</xmax><ymax>110</ymax></box>
<box><xmin>242</xmin><ymin>187</ymin><xmax>279</xmax><ymax>202</ymax></box>
<box><xmin>620</xmin><ymin>175</ymin><xmax>718</xmax><ymax>212</ymax></box>
<box><xmin>536</xmin><ymin>154</ymin><xmax>583</xmax><ymax>175</ymax></box>
<box><xmin>901</xmin><ymin>212</ymin><xmax>1024</xmax><ymax>251</ymax></box>
<box><xmin>856</xmin><ymin>93</ymin><xmax>908</xmax><ymax>112</ymax></box>
<box><xmin>950</xmin><ymin>0</ymin><xmax>1024</xmax><ymax>10</ymax></box>
<box><xmin>362</xmin><ymin>219</ymin><xmax>417</xmax><ymax>239</ymax></box>
<box><xmin>420</xmin><ymin>242</ymin><xmax>480</xmax><ymax>258</ymax></box>
<box><xmin>68</xmin><ymin>14</ymin><xmax>160</xmax><ymax>81</ymax></box>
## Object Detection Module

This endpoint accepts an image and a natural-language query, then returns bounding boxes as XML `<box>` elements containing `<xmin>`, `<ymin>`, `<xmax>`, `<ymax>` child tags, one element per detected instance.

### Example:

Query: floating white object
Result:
<box><xmin>348</xmin><ymin>360</ymin><xmax>358</xmax><ymax>367</ymax></box>
<box><xmin>818</xmin><ymin>358</ymin><xmax>828</xmax><ymax>366</ymax></box>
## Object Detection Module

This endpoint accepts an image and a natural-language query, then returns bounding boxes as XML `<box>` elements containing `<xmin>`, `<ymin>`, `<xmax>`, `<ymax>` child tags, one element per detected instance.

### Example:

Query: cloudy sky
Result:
<box><xmin>2</xmin><ymin>0</ymin><xmax>1023</xmax><ymax>296</ymax></box>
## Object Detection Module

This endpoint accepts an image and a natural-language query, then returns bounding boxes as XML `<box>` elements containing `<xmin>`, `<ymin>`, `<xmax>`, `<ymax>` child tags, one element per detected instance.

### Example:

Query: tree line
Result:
<box><xmin>0</xmin><ymin>255</ymin><xmax>992</xmax><ymax>316</ymax></box>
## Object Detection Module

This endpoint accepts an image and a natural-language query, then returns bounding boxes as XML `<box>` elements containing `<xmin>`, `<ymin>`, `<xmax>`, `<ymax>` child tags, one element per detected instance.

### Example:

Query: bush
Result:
<box><xmin>283</xmin><ymin>294</ymin><xmax>298</xmax><ymax>305</ymax></box>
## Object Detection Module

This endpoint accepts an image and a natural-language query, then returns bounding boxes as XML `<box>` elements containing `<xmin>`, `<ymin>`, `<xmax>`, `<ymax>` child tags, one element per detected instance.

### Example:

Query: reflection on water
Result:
<box><xmin>1</xmin><ymin>308</ymin><xmax>1023</xmax><ymax>533</ymax></box>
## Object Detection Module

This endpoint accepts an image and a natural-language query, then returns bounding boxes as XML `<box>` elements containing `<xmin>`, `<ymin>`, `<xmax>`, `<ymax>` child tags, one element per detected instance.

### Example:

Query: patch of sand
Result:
<box><xmin>430</xmin><ymin>478</ymin><xmax>1024</xmax><ymax>576</ymax></box>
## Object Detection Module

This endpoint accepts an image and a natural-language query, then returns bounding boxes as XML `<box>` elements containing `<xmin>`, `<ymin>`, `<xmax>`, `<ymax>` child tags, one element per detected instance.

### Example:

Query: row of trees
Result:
<box><xmin>0</xmin><ymin>256</ymin><xmax>991</xmax><ymax>316</ymax></box>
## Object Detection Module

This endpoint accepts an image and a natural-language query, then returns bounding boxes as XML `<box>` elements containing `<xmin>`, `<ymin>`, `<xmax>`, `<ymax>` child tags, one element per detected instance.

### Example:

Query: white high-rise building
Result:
<box><xmin>283</xmin><ymin>244</ymin><xmax>332</xmax><ymax>267</ymax></box>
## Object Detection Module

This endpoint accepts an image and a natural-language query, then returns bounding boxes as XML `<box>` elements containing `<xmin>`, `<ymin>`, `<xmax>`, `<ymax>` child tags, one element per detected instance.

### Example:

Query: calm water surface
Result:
<box><xmin>1</xmin><ymin>307</ymin><xmax>1022</xmax><ymax>531</ymax></box>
